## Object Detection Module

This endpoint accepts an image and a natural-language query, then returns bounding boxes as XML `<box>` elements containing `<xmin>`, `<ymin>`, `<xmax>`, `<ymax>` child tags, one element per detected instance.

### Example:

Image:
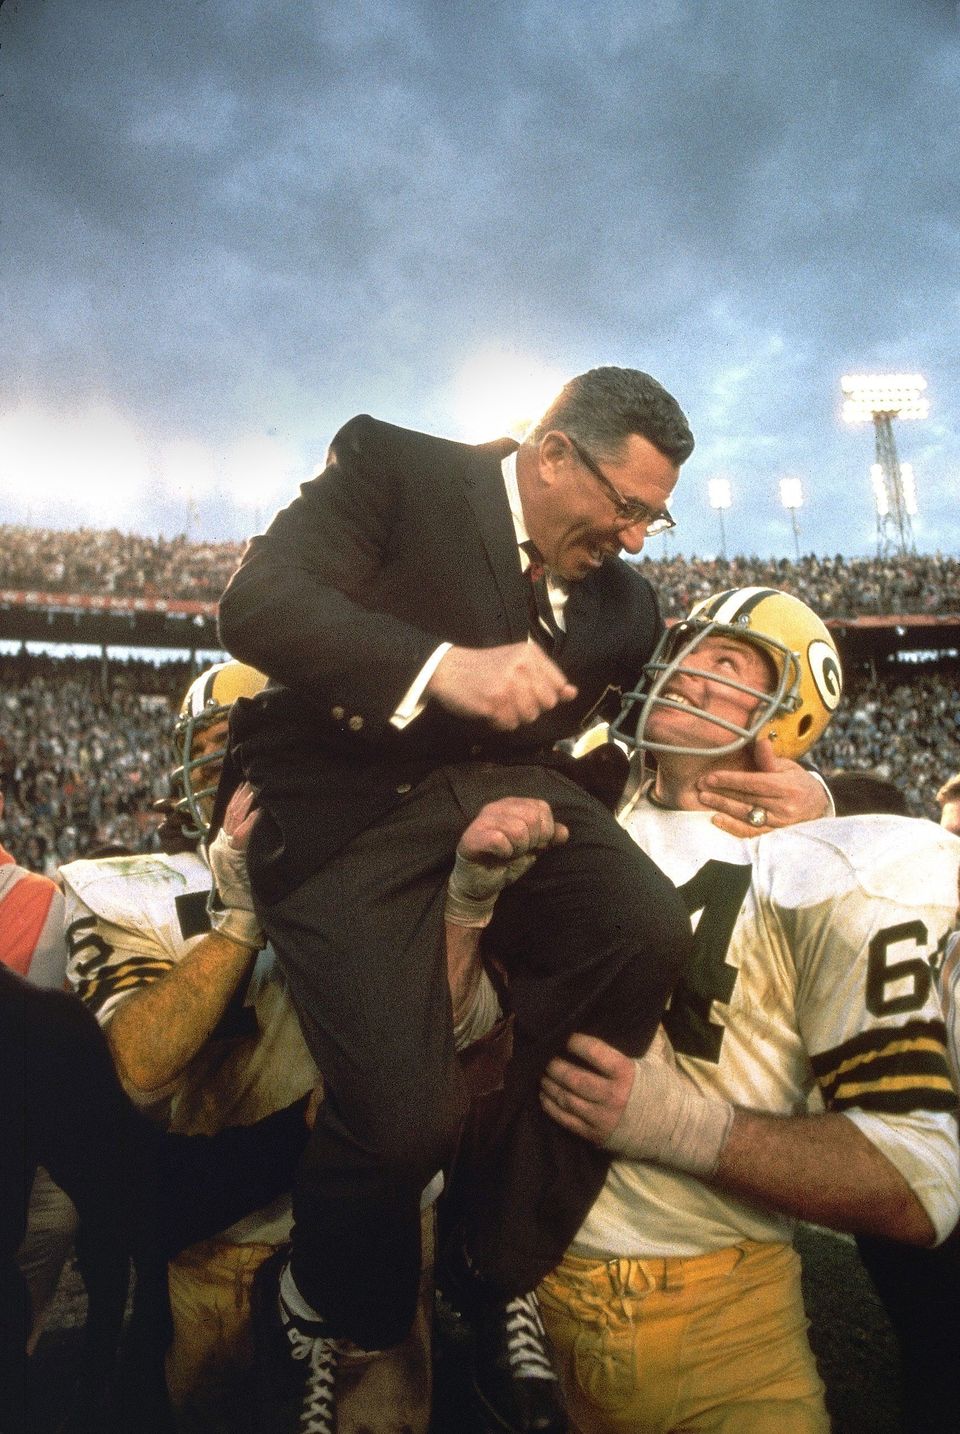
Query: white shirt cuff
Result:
<box><xmin>390</xmin><ymin>643</ymin><xmax>453</xmax><ymax>729</ymax></box>
<box><xmin>811</xmin><ymin>768</ymin><xmax>836</xmax><ymax>817</ymax></box>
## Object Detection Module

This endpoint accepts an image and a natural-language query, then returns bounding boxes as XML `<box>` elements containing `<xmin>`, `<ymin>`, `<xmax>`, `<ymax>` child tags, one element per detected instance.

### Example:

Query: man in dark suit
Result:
<box><xmin>217</xmin><ymin>367</ymin><xmax>827</xmax><ymax>1434</ymax></box>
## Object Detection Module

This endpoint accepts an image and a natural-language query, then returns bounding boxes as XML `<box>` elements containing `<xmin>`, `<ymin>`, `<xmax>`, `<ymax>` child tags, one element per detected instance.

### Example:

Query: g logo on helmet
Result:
<box><xmin>808</xmin><ymin>640</ymin><xmax>842</xmax><ymax>711</ymax></box>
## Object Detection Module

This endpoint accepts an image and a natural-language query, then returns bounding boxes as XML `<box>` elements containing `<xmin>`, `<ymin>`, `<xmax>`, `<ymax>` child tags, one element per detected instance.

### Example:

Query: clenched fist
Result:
<box><xmin>426</xmin><ymin>642</ymin><xmax>577</xmax><ymax>730</ymax></box>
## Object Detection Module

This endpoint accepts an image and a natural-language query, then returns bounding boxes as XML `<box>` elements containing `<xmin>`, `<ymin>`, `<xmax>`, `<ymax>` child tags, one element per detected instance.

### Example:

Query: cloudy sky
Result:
<box><xmin>2</xmin><ymin>0</ymin><xmax>958</xmax><ymax>560</ymax></box>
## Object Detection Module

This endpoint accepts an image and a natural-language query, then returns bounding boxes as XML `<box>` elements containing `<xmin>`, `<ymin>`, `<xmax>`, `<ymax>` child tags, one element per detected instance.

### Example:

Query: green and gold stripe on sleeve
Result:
<box><xmin>810</xmin><ymin>1019</ymin><xmax>957</xmax><ymax>1115</ymax></box>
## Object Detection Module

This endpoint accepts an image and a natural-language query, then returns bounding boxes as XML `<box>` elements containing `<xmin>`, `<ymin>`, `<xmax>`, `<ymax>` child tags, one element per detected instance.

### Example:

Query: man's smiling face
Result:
<box><xmin>530</xmin><ymin>431</ymin><xmax>679</xmax><ymax>581</ymax></box>
<box><xmin>645</xmin><ymin>634</ymin><xmax>776</xmax><ymax>752</ymax></box>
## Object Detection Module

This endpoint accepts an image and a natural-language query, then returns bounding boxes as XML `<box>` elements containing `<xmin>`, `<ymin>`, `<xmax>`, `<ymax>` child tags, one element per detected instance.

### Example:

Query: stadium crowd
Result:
<box><xmin>647</xmin><ymin>551</ymin><xmax>960</xmax><ymax>621</ymax></box>
<box><xmin>817</xmin><ymin>669</ymin><xmax>960</xmax><ymax>815</ymax></box>
<box><xmin>0</xmin><ymin>651</ymin><xmax>958</xmax><ymax>869</ymax></box>
<box><xmin>0</xmin><ymin>526</ymin><xmax>245</xmax><ymax>602</ymax></box>
<box><xmin>0</xmin><ymin>654</ymin><xmax>189</xmax><ymax>869</ymax></box>
<box><xmin>4</xmin><ymin>524</ymin><xmax>960</xmax><ymax>620</ymax></box>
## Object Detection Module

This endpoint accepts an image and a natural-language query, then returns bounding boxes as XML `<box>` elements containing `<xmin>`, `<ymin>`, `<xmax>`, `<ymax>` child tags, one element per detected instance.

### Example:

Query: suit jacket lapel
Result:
<box><xmin>457</xmin><ymin>442</ymin><xmax>620</xmax><ymax>664</ymax></box>
<box><xmin>460</xmin><ymin>440</ymin><xmax>529</xmax><ymax>643</ymax></box>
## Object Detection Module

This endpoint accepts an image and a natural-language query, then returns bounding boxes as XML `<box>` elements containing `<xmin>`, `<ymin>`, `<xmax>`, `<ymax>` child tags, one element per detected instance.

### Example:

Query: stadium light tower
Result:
<box><xmin>840</xmin><ymin>373</ymin><xmax>928</xmax><ymax>557</ymax></box>
<box><xmin>779</xmin><ymin>477</ymin><xmax>804</xmax><ymax>561</ymax></box>
<box><xmin>708</xmin><ymin>478</ymin><xmax>732</xmax><ymax>559</ymax></box>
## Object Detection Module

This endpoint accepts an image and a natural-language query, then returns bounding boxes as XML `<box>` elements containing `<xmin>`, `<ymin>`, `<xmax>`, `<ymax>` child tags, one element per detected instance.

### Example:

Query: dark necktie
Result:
<box><xmin>522</xmin><ymin>541</ymin><xmax>561</xmax><ymax>650</ymax></box>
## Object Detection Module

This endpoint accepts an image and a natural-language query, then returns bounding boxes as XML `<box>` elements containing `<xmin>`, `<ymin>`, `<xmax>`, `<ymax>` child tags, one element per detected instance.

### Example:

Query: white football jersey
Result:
<box><xmin>61</xmin><ymin>850</ymin><xmax>317</xmax><ymax>1243</ymax></box>
<box><xmin>574</xmin><ymin>804</ymin><xmax>960</xmax><ymax>1259</ymax></box>
<box><xmin>938</xmin><ymin>928</ymin><xmax>960</xmax><ymax>1093</ymax></box>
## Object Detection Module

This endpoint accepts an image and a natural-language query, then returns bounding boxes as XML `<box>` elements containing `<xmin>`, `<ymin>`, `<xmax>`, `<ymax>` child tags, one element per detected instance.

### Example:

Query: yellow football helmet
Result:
<box><xmin>611</xmin><ymin>586</ymin><xmax>843</xmax><ymax>760</ymax></box>
<box><xmin>171</xmin><ymin>660</ymin><xmax>268</xmax><ymax>839</ymax></box>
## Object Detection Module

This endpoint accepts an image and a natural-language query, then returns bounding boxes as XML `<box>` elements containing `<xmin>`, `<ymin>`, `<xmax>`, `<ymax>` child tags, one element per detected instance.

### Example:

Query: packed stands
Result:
<box><xmin>3</xmin><ymin>525</ymin><xmax>960</xmax><ymax>619</ymax></box>
<box><xmin>1</xmin><ymin>528</ymin><xmax>958</xmax><ymax>866</ymax></box>
<box><xmin>643</xmin><ymin>551</ymin><xmax>960</xmax><ymax>621</ymax></box>
<box><xmin>0</xmin><ymin>654</ymin><xmax>190</xmax><ymax>871</ymax></box>
<box><xmin>817</xmin><ymin>671</ymin><xmax>960</xmax><ymax>816</ymax></box>
<box><xmin>0</xmin><ymin>526</ymin><xmax>245</xmax><ymax>601</ymax></box>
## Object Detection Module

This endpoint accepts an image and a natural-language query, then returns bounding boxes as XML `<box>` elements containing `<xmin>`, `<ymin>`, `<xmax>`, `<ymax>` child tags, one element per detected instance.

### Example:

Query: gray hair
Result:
<box><xmin>527</xmin><ymin>366</ymin><xmax>694</xmax><ymax>465</ymax></box>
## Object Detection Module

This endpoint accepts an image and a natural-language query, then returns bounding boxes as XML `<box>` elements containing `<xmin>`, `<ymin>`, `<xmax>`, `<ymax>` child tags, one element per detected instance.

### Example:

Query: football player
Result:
<box><xmin>60</xmin><ymin>660</ymin><xmax>517</xmax><ymax>1433</ymax></box>
<box><xmin>60</xmin><ymin>660</ymin><xmax>320</xmax><ymax>1431</ymax></box>
<box><xmin>531</xmin><ymin>588</ymin><xmax>960</xmax><ymax>1434</ymax></box>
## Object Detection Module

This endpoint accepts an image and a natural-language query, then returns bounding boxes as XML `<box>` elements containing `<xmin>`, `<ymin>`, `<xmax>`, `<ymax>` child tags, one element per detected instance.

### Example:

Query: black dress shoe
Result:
<box><xmin>472</xmin><ymin>1291</ymin><xmax>567</xmax><ymax>1434</ymax></box>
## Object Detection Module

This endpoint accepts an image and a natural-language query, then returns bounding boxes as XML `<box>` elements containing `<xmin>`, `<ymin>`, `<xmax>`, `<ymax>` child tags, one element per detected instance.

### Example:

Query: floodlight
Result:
<box><xmin>779</xmin><ymin>477</ymin><xmax>803</xmax><ymax>510</ymax></box>
<box><xmin>870</xmin><ymin>465</ymin><xmax>890</xmax><ymax>518</ymax></box>
<box><xmin>707</xmin><ymin>478</ymin><xmax>732</xmax><ymax>558</ymax></box>
<box><xmin>840</xmin><ymin>372</ymin><xmax>927</xmax><ymax>556</ymax></box>
<box><xmin>841</xmin><ymin>373</ymin><xmax>928</xmax><ymax>423</ymax></box>
<box><xmin>708</xmin><ymin>478</ymin><xmax>732</xmax><ymax>510</ymax></box>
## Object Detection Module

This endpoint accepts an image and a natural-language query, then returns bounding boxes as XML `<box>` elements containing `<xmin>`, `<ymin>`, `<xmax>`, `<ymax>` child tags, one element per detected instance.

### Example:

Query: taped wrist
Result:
<box><xmin>604</xmin><ymin>1054</ymin><xmax>735</xmax><ymax>1177</ymax></box>
<box><xmin>444</xmin><ymin>847</ymin><xmax>538</xmax><ymax>928</ymax></box>
<box><xmin>207</xmin><ymin>828</ymin><xmax>264</xmax><ymax>950</ymax></box>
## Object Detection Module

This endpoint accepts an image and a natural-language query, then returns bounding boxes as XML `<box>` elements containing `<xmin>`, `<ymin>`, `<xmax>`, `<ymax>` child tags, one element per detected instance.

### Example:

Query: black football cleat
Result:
<box><xmin>472</xmin><ymin>1290</ymin><xmax>567</xmax><ymax>1434</ymax></box>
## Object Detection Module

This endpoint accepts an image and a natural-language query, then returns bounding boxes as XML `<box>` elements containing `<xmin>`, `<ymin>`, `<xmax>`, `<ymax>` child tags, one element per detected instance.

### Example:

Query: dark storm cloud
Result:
<box><xmin>1</xmin><ymin>0</ymin><xmax>958</xmax><ymax>552</ymax></box>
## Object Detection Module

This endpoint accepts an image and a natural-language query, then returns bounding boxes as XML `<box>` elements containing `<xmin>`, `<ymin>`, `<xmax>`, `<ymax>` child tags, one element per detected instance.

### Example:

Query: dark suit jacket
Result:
<box><xmin>218</xmin><ymin>415</ymin><xmax>664</xmax><ymax>902</ymax></box>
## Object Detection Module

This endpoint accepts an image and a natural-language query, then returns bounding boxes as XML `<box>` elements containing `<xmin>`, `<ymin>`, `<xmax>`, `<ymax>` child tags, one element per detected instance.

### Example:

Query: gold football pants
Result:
<box><xmin>538</xmin><ymin>1240</ymin><xmax>828</xmax><ymax>1434</ymax></box>
<box><xmin>167</xmin><ymin>1216</ymin><xmax>435</xmax><ymax>1434</ymax></box>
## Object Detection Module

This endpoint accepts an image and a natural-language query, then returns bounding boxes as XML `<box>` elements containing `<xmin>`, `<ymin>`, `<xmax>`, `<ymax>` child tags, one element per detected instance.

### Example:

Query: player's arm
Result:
<box><xmin>445</xmin><ymin>922</ymin><xmax>498</xmax><ymax>1048</ymax></box>
<box><xmin>541</xmin><ymin>1033</ymin><xmax>938</xmax><ymax>1245</ymax></box>
<box><xmin>445</xmin><ymin>797</ymin><xmax>569</xmax><ymax>1046</ymax></box>
<box><xmin>107</xmin><ymin>929</ymin><xmax>258</xmax><ymax>1097</ymax></box>
<box><xmin>64</xmin><ymin>906</ymin><xmax>249</xmax><ymax>1103</ymax></box>
<box><xmin>711</xmin><ymin>1106</ymin><xmax>934</xmax><ymax>1242</ymax></box>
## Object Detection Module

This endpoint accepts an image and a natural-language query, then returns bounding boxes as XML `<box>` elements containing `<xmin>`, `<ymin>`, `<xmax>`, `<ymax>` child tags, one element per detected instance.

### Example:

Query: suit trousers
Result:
<box><xmin>257</xmin><ymin>762</ymin><xmax>692</xmax><ymax>1350</ymax></box>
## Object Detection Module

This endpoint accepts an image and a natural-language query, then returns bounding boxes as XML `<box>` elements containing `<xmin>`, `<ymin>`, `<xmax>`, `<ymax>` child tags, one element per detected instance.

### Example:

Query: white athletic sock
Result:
<box><xmin>279</xmin><ymin>1260</ymin><xmax>326</xmax><ymax>1326</ymax></box>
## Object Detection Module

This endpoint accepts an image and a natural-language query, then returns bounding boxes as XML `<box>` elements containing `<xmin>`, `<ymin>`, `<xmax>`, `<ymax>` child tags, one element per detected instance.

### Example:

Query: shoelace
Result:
<box><xmin>280</xmin><ymin>1308</ymin><xmax>340</xmax><ymax>1434</ymax></box>
<box><xmin>502</xmin><ymin>1292</ymin><xmax>559</xmax><ymax>1382</ymax></box>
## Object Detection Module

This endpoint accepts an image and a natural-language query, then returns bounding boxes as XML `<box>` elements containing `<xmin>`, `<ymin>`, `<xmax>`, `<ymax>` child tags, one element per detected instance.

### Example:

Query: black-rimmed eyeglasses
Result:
<box><xmin>566</xmin><ymin>434</ymin><xmax>676</xmax><ymax>535</ymax></box>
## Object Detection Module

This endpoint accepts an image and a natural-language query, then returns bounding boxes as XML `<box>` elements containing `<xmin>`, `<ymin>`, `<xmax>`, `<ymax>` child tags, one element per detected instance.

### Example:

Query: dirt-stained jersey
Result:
<box><xmin>61</xmin><ymin>850</ymin><xmax>318</xmax><ymax>1243</ymax></box>
<box><xmin>574</xmin><ymin>804</ymin><xmax>960</xmax><ymax>1259</ymax></box>
<box><xmin>62</xmin><ymin>851</ymin><xmax>211</xmax><ymax>1027</ymax></box>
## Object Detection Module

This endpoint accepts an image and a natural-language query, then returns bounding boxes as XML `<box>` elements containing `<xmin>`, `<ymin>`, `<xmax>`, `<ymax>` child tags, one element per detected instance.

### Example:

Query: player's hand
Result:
<box><xmin>445</xmin><ymin>798</ymin><xmax>568</xmax><ymax>927</ymax></box>
<box><xmin>458</xmin><ymin>797</ymin><xmax>568</xmax><ymax>873</ymax></box>
<box><xmin>540</xmin><ymin>1031</ymin><xmax>643</xmax><ymax>1145</ymax></box>
<box><xmin>222</xmin><ymin>781</ymin><xmax>259</xmax><ymax>850</ymax></box>
<box><xmin>208</xmin><ymin>784</ymin><xmax>264</xmax><ymax>950</ymax></box>
<box><xmin>695</xmin><ymin>737</ymin><xmax>831</xmax><ymax>836</ymax></box>
<box><xmin>426</xmin><ymin>642</ymin><xmax>577</xmax><ymax>731</ymax></box>
<box><xmin>541</xmin><ymin>1029</ymin><xmax>733</xmax><ymax>1174</ymax></box>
